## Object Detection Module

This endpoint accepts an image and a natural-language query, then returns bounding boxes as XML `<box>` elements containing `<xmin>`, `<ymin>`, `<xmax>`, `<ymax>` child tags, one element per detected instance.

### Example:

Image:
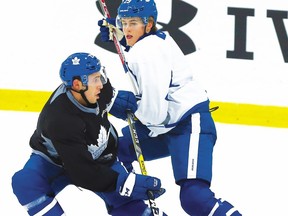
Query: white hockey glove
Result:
<box><xmin>98</xmin><ymin>18</ymin><xmax>124</xmax><ymax>42</ymax></box>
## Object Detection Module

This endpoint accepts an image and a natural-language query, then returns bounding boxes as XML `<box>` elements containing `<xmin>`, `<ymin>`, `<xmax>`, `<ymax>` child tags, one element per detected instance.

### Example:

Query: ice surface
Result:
<box><xmin>1</xmin><ymin>111</ymin><xmax>287</xmax><ymax>215</ymax></box>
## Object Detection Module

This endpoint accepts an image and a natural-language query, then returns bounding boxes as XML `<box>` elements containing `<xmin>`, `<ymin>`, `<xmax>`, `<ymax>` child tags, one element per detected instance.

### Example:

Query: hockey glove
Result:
<box><xmin>109</xmin><ymin>90</ymin><xmax>137</xmax><ymax>121</ymax></box>
<box><xmin>98</xmin><ymin>18</ymin><xmax>124</xmax><ymax>42</ymax></box>
<box><xmin>117</xmin><ymin>172</ymin><xmax>166</xmax><ymax>200</ymax></box>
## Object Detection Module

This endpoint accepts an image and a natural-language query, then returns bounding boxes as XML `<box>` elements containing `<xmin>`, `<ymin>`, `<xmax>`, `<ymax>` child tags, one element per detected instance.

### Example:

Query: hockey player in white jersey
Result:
<box><xmin>98</xmin><ymin>0</ymin><xmax>242</xmax><ymax>215</ymax></box>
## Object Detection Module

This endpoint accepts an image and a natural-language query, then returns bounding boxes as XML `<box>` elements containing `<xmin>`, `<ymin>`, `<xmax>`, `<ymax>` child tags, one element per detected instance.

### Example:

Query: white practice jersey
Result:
<box><xmin>125</xmin><ymin>31</ymin><xmax>208</xmax><ymax>136</ymax></box>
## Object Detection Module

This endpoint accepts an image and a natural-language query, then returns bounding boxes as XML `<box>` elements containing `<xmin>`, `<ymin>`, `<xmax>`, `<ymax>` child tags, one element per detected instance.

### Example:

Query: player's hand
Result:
<box><xmin>98</xmin><ymin>18</ymin><xmax>124</xmax><ymax>42</ymax></box>
<box><xmin>117</xmin><ymin>172</ymin><xmax>166</xmax><ymax>200</ymax></box>
<box><xmin>109</xmin><ymin>90</ymin><xmax>137</xmax><ymax>121</ymax></box>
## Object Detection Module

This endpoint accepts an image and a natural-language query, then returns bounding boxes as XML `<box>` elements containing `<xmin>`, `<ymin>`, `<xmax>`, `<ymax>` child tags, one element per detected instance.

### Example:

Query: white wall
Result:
<box><xmin>191</xmin><ymin>0</ymin><xmax>288</xmax><ymax>106</ymax></box>
<box><xmin>1</xmin><ymin>0</ymin><xmax>287</xmax><ymax>107</ymax></box>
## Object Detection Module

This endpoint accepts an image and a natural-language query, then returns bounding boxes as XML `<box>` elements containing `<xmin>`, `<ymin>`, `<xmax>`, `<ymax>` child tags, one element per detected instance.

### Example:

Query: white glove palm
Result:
<box><xmin>102</xmin><ymin>20</ymin><xmax>124</xmax><ymax>41</ymax></box>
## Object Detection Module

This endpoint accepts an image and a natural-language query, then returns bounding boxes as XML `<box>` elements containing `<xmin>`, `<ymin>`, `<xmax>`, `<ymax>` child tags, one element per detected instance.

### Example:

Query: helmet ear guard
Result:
<box><xmin>59</xmin><ymin>52</ymin><xmax>102</xmax><ymax>87</ymax></box>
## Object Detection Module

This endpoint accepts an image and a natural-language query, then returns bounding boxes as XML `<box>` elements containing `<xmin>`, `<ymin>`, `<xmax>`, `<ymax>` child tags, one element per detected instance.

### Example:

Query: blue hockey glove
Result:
<box><xmin>98</xmin><ymin>18</ymin><xmax>124</xmax><ymax>42</ymax></box>
<box><xmin>117</xmin><ymin>172</ymin><xmax>166</xmax><ymax>200</ymax></box>
<box><xmin>109</xmin><ymin>90</ymin><xmax>137</xmax><ymax>120</ymax></box>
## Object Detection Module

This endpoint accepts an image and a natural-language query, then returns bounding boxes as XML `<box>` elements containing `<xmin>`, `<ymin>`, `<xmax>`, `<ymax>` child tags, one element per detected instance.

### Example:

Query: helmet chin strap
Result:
<box><xmin>71</xmin><ymin>86</ymin><xmax>97</xmax><ymax>108</ymax></box>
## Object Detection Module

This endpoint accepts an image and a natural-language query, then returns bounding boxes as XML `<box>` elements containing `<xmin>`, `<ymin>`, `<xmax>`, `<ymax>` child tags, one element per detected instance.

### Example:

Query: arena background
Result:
<box><xmin>1</xmin><ymin>0</ymin><xmax>288</xmax><ymax>127</ymax></box>
<box><xmin>1</xmin><ymin>0</ymin><xmax>288</xmax><ymax>215</ymax></box>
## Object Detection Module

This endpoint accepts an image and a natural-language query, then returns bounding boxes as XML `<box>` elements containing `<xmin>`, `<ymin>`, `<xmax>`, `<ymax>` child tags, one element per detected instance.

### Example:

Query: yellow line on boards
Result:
<box><xmin>1</xmin><ymin>89</ymin><xmax>288</xmax><ymax>128</ymax></box>
<box><xmin>0</xmin><ymin>89</ymin><xmax>51</xmax><ymax>112</ymax></box>
<box><xmin>210</xmin><ymin>101</ymin><xmax>288</xmax><ymax>128</ymax></box>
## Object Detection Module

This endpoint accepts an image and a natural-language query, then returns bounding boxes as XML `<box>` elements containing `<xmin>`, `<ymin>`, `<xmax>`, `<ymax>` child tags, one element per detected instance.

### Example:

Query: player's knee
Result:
<box><xmin>12</xmin><ymin>169</ymin><xmax>65</xmax><ymax>215</ymax></box>
<box><xmin>12</xmin><ymin>168</ymin><xmax>51</xmax><ymax>205</ymax></box>
<box><xmin>180</xmin><ymin>179</ymin><xmax>214</xmax><ymax>215</ymax></box>
<box><xmin>12</xmin><ymin>169</ymin><xmax>33</xmax><ymax>204</ymax></box>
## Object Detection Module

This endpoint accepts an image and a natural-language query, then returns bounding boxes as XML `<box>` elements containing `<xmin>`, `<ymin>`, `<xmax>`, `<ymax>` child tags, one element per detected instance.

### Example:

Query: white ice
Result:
<box><xmin>1</xmin><ymin>110</ymin><xmax>287</xmax><ymax>215</ymax></box>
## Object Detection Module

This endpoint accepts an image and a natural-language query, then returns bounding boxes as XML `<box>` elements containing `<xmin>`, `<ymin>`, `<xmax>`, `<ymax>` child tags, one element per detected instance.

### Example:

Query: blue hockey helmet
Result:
<box><xmin>117</xmin><ymin>0</ymin><xmax>158</xmax><ymax>25</ymax></box>
<box><xmin>60</xmin><ymin>52</ymin><xmax>102</xmax><ymax>87</ymax></box>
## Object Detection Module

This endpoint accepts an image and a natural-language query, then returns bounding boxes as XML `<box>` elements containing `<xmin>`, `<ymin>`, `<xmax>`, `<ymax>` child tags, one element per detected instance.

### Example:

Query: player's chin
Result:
<box><xmin>126</xmin><ymin>38</ymin><xmax>135</xmax><ymax>46</ymax></box>
<box><xmin>127</xmin><ymin>41</ymin><xmax>135</xmax><ymax>46</ymax></box>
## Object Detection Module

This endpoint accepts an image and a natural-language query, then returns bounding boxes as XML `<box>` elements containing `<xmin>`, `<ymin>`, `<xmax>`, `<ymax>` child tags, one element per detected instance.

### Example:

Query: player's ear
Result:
<box><xmin>145</xmin><ymin>17</ymin><xmax>155</xmax><ymax>33</ymax></box>
<box><xmin>145</xmin><ymin>22</ymin><xmax>152</xmax><ymax>34</ymax></box>
<box><xmin>72</xmin><ymin>78</ymin><xmax>83</xmax><ymax>91</ymax></box>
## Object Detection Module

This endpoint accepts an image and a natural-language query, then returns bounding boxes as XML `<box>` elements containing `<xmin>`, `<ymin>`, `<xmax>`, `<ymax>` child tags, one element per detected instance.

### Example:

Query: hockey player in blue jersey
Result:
<box><xmin>98</xmin><ymin>0</ymin><xmax>242</xmax><ymax>215</ymax></box>
<box><xmin>11</xmin><ymin>52</ymin><xmax>166</xmax><ymax>216</ymax></box>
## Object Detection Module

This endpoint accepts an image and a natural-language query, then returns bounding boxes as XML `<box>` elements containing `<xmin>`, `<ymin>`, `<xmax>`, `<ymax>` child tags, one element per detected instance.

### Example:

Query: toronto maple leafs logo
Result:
<box><xmin>95</xmin><ymin>0</ymin><xmax>197</xmax><ymax>55</ymax></box>
<box><xmin>88</xmin><ymin>125</ymin><xmax>110</xmax><ymax>160</ymax></box>
<box><xmin>72</xmin><ymin>57</ymin><xmax>80</xmax><ymax>65</ymax></box>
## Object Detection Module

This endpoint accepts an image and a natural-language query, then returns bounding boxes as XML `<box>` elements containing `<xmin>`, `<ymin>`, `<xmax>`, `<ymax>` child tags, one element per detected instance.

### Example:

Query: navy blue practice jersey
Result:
<box><xmin>29</xmin><ymin>79</ymin><xmax>120</xmax><ymax>192</ymax></box>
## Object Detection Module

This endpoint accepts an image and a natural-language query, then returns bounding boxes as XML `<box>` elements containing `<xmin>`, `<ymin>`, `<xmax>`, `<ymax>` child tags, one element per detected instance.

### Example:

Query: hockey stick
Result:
<box><xmin>96</xmin><ymin>1</ymin><xmax>162</xmax><ymax>215</ymax></box>
<box><xmin>126</xmin><ymin>112</ymin><xmax>162</xmax><ymax>215</ymax></box>
<box><xmin>96</xmin><ymin>0</ymin><xmax>129</xmax><ymax>73</ymax></box>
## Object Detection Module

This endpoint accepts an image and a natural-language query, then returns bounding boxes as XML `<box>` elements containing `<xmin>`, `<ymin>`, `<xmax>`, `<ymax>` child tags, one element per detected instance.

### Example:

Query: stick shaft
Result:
<box><xmin>126</xmin><ymin>112</ymin><xmax>148</xmax><ymax>175</ymax></box>
<box><xmin>97</xmin><ymin>0</ymin><xmax>129</xmax><ymax>72</ymax></box>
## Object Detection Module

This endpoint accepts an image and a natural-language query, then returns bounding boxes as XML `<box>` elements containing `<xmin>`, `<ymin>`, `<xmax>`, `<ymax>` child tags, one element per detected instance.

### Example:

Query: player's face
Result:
<box><xmin>85</xmin><ymin>72</ymin><xmax>104</xmax><ymax>103</ymax></box>
<box><xmin>121</xmin><ymin>17</ymin><xmax>145</xmax><ymax>46</ymax></box>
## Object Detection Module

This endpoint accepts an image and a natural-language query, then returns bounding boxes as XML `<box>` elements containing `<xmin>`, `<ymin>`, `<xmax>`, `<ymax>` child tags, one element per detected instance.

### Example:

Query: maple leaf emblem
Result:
<box><xmin>97</xmin><ymin>125</ymin><xmax>108</xmax><ymax>145</ymax></box>
<box><xmin>87</xmin><ymin>126</ymin><xmax>109</xmax><ymax>160</ymax></box>
<box><xmin>72</xmin><ymin>57</ymin><xmax>80</xmax><ymax>65</ymax></box>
